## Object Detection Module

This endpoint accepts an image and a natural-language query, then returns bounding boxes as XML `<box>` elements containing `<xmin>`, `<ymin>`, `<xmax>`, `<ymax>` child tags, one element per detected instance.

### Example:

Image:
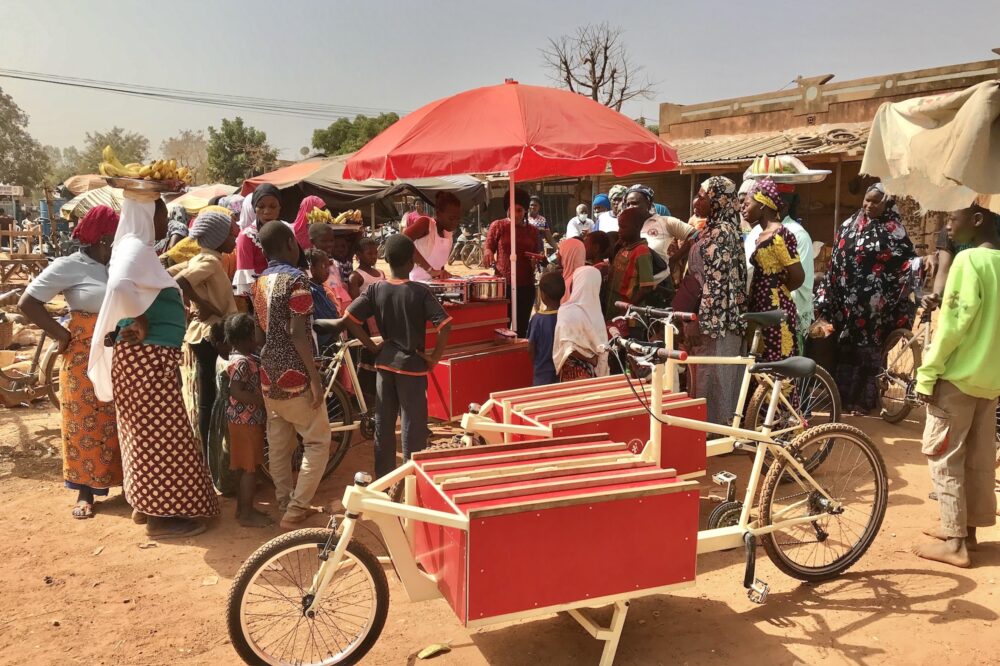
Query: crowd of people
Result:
<box><xmin>14</xmin><ymin>168</ymin><xmax>998</xmax><ymax>565</ymax></box>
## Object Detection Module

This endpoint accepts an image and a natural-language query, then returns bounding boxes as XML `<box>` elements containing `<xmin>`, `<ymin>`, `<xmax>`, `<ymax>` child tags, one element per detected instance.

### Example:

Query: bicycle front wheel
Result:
<box><xmin>227</xmin><ymin>528</ymin><xmax>389</xmax><ymax>666</ymax></box>
<box><xmin>757</xmin><ymin>423</ymin><xmax>887</xmax><ymax>582</ymax></box>
<box><xmin>42</xmin><ymin>342</ymin><xmax>62</xmax><ymax>409</ymax></box>
<box><xmin>463</xmin><ymin>244</ymin><xmax>482</xmax><ymax>269</ymax></box>
<box><xmin>879</xmin><ymin>328</ymin><xmax>919</xmax><ymax>424</ymax></box>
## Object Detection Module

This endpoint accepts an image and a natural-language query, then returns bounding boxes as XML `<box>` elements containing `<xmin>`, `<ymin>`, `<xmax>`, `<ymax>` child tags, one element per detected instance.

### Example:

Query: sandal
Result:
<box><xmin>72</xmin><ymin>501</ymin><xmax>94</xmax><ymax>520</ymax></box>
<box><xmin>145</xmin><ymin>518</ymin><xmax>207</xmax><ymax>540</ymax></box>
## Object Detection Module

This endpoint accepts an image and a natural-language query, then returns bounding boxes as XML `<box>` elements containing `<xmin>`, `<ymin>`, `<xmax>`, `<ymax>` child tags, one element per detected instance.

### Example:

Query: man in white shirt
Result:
<box><xmin>597</xmin><ymin>185</ymin><xmax>627</xmax><ymax>233</ymax></box>
<box><xmin>565</xmin><ymin>204</ymin><xmax>594</xmax><ymax>239</ymax></box>
<box><xmin>744</xmin><ymin>190</ymin><xmax>814</xmax><ymax>344</ymax></box>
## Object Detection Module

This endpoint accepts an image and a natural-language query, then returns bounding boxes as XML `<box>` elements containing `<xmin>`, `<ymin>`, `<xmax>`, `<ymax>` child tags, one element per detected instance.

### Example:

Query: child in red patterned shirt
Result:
<box><xmin>224</xmin><ymin>313</ymin><xmax>271</xmax><ymax>528</ymax></box>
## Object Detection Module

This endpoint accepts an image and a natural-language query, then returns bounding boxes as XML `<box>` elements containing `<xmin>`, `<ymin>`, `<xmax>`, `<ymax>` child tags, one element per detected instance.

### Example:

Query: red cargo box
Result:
<box><xmin>426</xmin><ymin>301</ymin><xmax>508</xmax><ymax>348</ymax></box>
<box><xmin>428</xmin><ymin>340</ymin><xmax>533</xmax><ymax>421</ymax></box>
<box><xmin>483</xmin><ymin>376</ymin><xmax>707</xmax><ymax>478</ymax></box>
<box><xmin>410</xmin><ymin>435</ymin><xmax>700</xmax><ymax>625</ymax></box>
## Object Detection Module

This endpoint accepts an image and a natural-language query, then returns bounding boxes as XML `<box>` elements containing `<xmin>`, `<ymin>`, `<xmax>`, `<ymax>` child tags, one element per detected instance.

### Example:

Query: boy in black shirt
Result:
<box><xmin>318</xmin><ymin>234</ymin><xmax>452</xmax><ymax>477</ymax></box>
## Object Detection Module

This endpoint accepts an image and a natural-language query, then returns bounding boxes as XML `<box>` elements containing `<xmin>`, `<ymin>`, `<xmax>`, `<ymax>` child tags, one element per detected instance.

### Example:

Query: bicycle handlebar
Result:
<box><xmin>614</xmin><ymin>301</ymin><xmax>697</xmax><ymax>322</ymax></box>
<box><xmin>604</xmin><ymin>335</ymin><xmax>688</xmax><ymax>361</ymax></box>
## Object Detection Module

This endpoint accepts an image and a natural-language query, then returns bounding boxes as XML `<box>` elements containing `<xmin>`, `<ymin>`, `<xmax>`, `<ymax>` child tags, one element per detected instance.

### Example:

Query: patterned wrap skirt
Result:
<box><xmin>61</xmin><ymin>311</ymin><xmax>123</xmax><ymax>492</ymax></box>
<box><xmin>112</xmin><ymin>343</ymin><xmax>220</xmax><ymax>518</ymax></box>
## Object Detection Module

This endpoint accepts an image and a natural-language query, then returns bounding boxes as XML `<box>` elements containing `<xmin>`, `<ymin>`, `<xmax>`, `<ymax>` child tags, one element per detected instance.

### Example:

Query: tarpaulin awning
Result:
<box><xmin>60</xmin><ymin>186</ymin><xmax>122</xmax><ymax>220</ymax></box>
<box><xmin>62</xmin><ymin>174</ymin><xmax>108</xmax><ymax>195</ymax></box>
<box><xmin>862</xmin><ymin>80</ymin><xmax>1000</xmax><ymax>212</ymax></box>
<box><xmin>170</xmin><ymin>183</ymin><xmax>238</xmax><ymax>214</ymax></box>
<box><xmin>240</xmin><ymin>158</ymin><xmax>331</xmax><ymax>195</ymax></box>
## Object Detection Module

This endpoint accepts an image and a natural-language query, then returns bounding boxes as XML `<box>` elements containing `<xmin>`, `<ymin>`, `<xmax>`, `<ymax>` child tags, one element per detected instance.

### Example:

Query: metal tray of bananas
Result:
<box><xmin>102</xmin><ymin>176</ymin><xmax>185</xmax><ymax>193</ymax></box>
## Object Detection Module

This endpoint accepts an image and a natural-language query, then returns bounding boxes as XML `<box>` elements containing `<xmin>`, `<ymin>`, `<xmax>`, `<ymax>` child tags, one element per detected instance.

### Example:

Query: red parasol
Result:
<box><xmin>343</xmin><ymin>80</ymin><xmax>679</xmax><ymax>331</ymax></box>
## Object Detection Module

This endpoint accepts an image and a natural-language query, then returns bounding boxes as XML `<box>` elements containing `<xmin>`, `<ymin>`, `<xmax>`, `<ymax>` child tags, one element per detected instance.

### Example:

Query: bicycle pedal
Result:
<box><xmin>747</xmin><ymin>579</ymin><xmax>769</xmax><ymax>604</ymax></box>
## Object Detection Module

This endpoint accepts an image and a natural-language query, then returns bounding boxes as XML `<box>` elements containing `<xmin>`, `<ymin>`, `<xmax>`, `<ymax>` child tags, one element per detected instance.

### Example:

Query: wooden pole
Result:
<box><xmin>509</xmin><ymin>175</ymin><xmax>518</xmax><ymax>334</ymax></box>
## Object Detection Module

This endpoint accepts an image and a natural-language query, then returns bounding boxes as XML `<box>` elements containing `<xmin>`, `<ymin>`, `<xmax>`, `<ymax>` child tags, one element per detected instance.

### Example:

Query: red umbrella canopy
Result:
<box><xmin>343</xmin><ymin>80</ymin><xmax>678</xmax><ymax>181</ymax></box>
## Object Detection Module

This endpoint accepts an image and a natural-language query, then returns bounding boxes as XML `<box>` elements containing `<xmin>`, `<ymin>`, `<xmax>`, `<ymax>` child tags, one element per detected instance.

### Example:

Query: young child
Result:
<box><xmin>913</xmin><ymin>202</ymin><xmax>1000</xmax><ymax>568</ymax></box>
<box><xmin>206</xmin><ymin>321</ymin><xmax>238</xmax><ymax>496</ymax></box>
<box><xmin>305</xmin><ymin>248</ymin><xmax>339</xmax><ymax>351</ymax></box>
<box><xmin>222</xmin><ymin>313</ymin><xmax>271</xmax><ymax>528</ymax></box>
<box><xmin>251</xmin><ymin>221</ymin><xmax>329</xmax><ymax>529</ymax></box>
<box><xmin>321</xmin><ymin>234</ymin><xmax>452</xmax><ymax>478</ymax></box>
<box><xmin>348</xmin><ymin>237</ymin><xmax>385</xmax><ymax>409</ymax></box>
<box><xmin>526</xmin><ymin>272</ymin><xmax>564</xmax><ymax>385</ymax></box>
<box><xmin>348</xmin><ymin>237</ymin><xmax>386</xmax><ymax>301</ymax></box>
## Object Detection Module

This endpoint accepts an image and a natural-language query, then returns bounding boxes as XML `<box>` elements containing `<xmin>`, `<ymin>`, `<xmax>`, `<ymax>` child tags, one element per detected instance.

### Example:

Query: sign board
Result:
<box><xmin>0</xmin><ymin>185</ymin><xmax>25</xmax><ymax>197</ymax></box>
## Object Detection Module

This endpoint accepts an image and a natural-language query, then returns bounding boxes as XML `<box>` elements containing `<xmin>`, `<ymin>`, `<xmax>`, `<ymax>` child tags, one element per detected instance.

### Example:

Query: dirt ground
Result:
<box><xmin>1</xmin><ymin>399</ymin><xmax>998</xmax><ymax>666</ymax></box>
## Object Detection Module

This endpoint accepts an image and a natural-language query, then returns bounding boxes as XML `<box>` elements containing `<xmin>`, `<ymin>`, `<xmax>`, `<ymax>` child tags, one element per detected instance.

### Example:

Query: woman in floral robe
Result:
<box><xmin>815</xmin><ymin>183</ymin><xmax>916</xmax><ymax>414</ymax></box>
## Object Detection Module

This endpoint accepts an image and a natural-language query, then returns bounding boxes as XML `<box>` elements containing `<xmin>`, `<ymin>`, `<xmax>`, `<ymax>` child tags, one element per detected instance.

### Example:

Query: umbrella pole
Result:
<box><xmin>509</xmin><ymin>174</ymin><xmax>518</xmax><ymax>335</ymax></box>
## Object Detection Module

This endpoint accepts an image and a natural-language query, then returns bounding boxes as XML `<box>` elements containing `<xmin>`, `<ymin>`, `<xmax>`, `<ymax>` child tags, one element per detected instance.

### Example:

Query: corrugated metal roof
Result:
<box><xmin>671</xmin><ymin>122</ymin><xmax>870</xmax><ymax>166</ymax></box>
<box><xmin>60</xmin><ymin>186</ymin><xmax>123</xmax><ymax>220</ymax></box>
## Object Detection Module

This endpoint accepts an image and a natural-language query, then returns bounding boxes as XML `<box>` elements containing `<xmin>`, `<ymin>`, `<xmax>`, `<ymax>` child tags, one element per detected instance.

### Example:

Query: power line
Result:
<box><xmin>0</xmin><ymin>68</ymin><xmax>408</xmax><ymax>122</ymax></box>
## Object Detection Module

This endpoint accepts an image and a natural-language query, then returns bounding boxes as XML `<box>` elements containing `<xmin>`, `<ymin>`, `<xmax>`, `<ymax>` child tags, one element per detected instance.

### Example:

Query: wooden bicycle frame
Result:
<box><xmin>321</xmin><ymin>338</ymin><xmax>369</xmax><ymax>435</ymax></box>
<box><xmin>301</xmin><ymin>336</ymin><xmax>842</xmax><ymax>663</ymax></box>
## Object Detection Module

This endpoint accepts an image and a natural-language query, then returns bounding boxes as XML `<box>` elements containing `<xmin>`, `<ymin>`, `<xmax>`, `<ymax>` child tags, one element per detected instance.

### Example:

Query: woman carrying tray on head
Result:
<box><xmin>89</xmin><ymin>192</ymin><xmax>220</xmax><ymax>539</ymax></box>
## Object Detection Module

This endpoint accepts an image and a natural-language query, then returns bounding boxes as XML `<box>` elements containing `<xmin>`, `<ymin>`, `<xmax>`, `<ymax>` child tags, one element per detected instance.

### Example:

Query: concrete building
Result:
<box><xmin>592</xmin><ymin>47</ymin><xmax>1000</xmax><ymax>249</ymax></box>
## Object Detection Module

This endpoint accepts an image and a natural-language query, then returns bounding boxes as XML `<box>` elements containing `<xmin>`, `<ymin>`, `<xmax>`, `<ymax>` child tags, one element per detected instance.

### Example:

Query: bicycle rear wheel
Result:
<box><xmin>757</xmin><ymin>423</ymin><xmax>887</xmax><ymax>582</ymax></box>
<box><xmin>463</xmin><ymin>244</ymin><xmax>482</xmax><ymax>269</ymax></box>
<box><xmin>227</xmin><ymin>528</ymin><xmax>388</xmax><ymax>666</ymax></box>
<box><xmin>42</xmin><ymin>342</ymin><xmax>62</xmax><ymax>409</ymax></box>
<box><xmin>879</xmin><ymin>328</ymin><xmax>919</xmax><ymax>424</ymax></box>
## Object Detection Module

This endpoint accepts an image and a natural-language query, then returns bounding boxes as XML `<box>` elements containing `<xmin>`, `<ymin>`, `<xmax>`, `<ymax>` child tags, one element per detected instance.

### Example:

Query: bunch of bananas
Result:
<box><xmin>99</xmin><ymin>146</ymin><xmax>194</xmax><ymax>184</ymax></box>
<box><xmin>332</xmin><ymin>209</ymin><xmax>363</xmax><ymax>224</ymax></box>
<box><xmin>306</xmin><ymin>207</ymin><xmax>334</xmax><ymax>224</ymax></box>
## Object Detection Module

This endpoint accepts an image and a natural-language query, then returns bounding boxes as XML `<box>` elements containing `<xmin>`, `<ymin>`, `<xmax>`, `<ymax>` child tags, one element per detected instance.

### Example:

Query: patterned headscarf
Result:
<box><xmin>702</xmin><ymin>176</ymin><xmax>740</xmax><ymax>229</ymax></box>
<box><xmin>627</xmin><ymin>184</ymin><xmax>655</xmax><ymax>206</ymax></box>
<box><xmin>608</xmin><ymin>184</ymin><xmax>628</xmax><ymax>201</ymax></box>
<box><xmin>72</xmin><ymin>205</ymin><xmax>119</xmax><ymax>245</ymax></box>
<box><xmin>747</xmin><ymin>178</ymin><xmax>781</xmax><ymax>212</ymax></box>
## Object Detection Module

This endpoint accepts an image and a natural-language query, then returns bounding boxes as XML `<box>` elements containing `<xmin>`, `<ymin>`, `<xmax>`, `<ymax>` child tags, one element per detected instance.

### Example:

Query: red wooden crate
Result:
<box><xmin>428</xmin><ymin>341</ymin><xmax>533</xmax><ymax>421</ymax></box>
<box><xmin>411</xmin><ymin>436</ymin><xmax>700</xmax><ymax>624</ymax></box>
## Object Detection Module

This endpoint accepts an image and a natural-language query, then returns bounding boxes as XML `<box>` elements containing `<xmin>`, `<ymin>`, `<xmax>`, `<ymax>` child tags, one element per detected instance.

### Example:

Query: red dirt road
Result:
<box><xmin>1</xmin><ymin>404</ymin><xmax>997</xmax><ymax>666</ymax></box>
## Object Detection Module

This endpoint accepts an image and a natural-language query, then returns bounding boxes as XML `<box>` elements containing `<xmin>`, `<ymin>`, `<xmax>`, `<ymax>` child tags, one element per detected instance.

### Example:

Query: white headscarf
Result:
<box><xmin>239</xmin><ymin>193</ymin><xmax>257</xmax><ymax>232</ymax></box>
<box><xmin>553</xmin><ymin>266</ymin><xmax>609</xmax><ymax>376</ymax></box>
<box><xmin>87</xmin><ymin>198</ymin><xmax>180</xmax><ymax>401</ymax></box>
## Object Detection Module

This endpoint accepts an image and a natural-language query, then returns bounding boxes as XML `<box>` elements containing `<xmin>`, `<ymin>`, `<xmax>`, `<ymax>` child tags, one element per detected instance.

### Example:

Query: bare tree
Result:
<box><xmin>541</xmin><ymin>23</ymin><xmax>654</xmax><ymax>111</ymax></box>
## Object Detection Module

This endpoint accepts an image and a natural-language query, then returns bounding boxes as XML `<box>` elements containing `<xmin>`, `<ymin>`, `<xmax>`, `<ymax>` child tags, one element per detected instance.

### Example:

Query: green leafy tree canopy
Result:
<box><xmin>0</xmin><ymin>87</ymin><xmax>50</xmax><ymax>191</ymax></box>
<box><xmin>77</xmin><ymin>126</ymin><xmax>149</xmax><ymax>173</ymax></box>
<box><xmin>312</xmin><ymin>112</ymin><xmax>399</xmax><ymax>155</ymax></box>
<box><xmin>206</xmin><ymin>117</ymin><xmax>278</xmax><ymax>185</ymax></box>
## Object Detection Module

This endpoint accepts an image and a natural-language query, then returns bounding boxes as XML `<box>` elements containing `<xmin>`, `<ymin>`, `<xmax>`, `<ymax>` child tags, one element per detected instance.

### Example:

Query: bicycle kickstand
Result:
<box><xmin>742</xmin><ymin>532</ymin><xmax>770</xmax><ymax>605</ymax></box>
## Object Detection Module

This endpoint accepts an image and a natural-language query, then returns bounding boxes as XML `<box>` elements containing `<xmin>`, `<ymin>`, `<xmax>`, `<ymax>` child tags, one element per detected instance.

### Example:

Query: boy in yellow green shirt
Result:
<box><xmin>913</xmin><ymin>202</ymin><xmax>1000</xmax><ymax>568</ymax></box>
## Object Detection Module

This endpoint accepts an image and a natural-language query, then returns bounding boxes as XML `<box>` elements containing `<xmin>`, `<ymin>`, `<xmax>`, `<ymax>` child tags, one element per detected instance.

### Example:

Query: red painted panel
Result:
<box><xmin>429</xmin><ymin>345</ymin><xmax>533</xmax><ymax>420</ymax></box>
<box><xmin>465</xmin><ymin>488</ymin><xmax>699</xmax><ymax>621</ymax></box>
<box><xmin>412</xmin><ymin>470</ymin><xmax>468</xmax><ymax>624</ymax></box>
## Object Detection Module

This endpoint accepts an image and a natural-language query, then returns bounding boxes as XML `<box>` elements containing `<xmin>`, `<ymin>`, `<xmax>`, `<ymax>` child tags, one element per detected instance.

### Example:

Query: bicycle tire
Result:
<box><xmin>463</xmin><ymin>244</ymin><xmax>482</xmax><ymax>269</ymax></box>
<box><xmin>757</xmin><ymin>423</ymin><xmax>888</xmax><ymax>582</ymax></box>
<box><xmin>227</xmin><ymin>528</ymin><xmax>389</xmax><ymax>666</ymax></box>
<box><xmin>261</xmin><ymin>383</ymin><xmax>353</xmax><ymax>482</ymax></box>
<box><xmin>879</xmin><ymin>328</ymin><xmax>920</xmax><ymax>424</ymax></box>
<box><xmin>42</xmin><ymin>342</ymin><xmax>62</xmax><ymax>409</ymax></box>
<box><xmin>745</xmin><ymin>365</ymin><xmax>841</xmax><ymax>472</ymax></box>
<box><xmin>377</xmin><ymin>241</ymin><xmax>386</xmax><ymax>261</ymax></box>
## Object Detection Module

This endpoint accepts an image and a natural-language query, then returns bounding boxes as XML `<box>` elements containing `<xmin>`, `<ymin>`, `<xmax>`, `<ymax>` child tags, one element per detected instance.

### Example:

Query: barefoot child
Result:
<box><xmin>224</xmin><ymin>313</ymin><xmax>272</xmax><ymax>528</ymax></box>
<box><xmin>913</xmin><ymin>202</ymin><xmax>1000</xmax><ymax>567</ymax></box>
<box><xmin>526</xmin><ymin>272</ymin><xmax>564</xmax><ymax>386</ymax></box>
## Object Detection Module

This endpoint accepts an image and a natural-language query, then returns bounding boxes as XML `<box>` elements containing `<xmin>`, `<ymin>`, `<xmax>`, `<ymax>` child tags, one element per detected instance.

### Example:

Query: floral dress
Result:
<box><xmin>815</xmin><ymin>209</ymin><xmax>916</xmax><ymax>411</ymax></box>
<box><xmin>748</xmin><ymin>226</ymin><xmax>800</xmax><ymax>361</ymax></box>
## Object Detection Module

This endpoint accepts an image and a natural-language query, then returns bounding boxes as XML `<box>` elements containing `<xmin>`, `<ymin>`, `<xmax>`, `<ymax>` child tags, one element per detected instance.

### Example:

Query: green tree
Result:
<box><xmin>0</xmin><ymin>87</ymin><xmax>50</xmax><ymax>191</ymax></box>
<box><xmin>161</xmin><ymin>129</ymin><xmax>208</xmax><ymax>184</ymax></box>
<box><xmin>76</xmin><ymin>126</ymin><xmax>150</xmax><ymax>173</ymax></box>
<box><xmin>206</xmin><ymin>117</ymin><xmax>278</xmax><ymax>185</ymax></box>
<box><xmin>43</xmin><ymin>145</ymin><xmax>81</xmax><ymax>187</ymax></box>
<box><xmin>312</xmin><ymin>112</ymin><xmax>399</xmax><ymax>155</ymax></box>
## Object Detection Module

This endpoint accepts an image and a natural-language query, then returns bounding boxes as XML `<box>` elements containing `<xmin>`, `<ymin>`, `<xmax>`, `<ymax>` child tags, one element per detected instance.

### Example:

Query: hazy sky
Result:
<box><xmin>2</xmin><ymin>0</ymin><xmax>998</xmax><ymax>160</ymax></box>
